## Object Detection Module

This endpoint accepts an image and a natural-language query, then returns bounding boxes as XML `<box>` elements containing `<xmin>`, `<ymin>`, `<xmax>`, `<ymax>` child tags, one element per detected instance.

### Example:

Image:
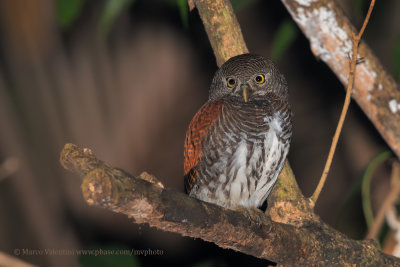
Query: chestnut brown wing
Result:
<box><xmin>184</xmin><ymin>100</ymin><xmax>223</xmax><ymax>193</ymax></box>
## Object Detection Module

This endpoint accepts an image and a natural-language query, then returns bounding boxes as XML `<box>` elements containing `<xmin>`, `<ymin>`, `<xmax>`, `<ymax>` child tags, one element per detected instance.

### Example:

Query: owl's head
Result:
<box><xmin>209</xmin><ymin>54</ymin><xmax>288</xmax><ymax>102</ymax></box>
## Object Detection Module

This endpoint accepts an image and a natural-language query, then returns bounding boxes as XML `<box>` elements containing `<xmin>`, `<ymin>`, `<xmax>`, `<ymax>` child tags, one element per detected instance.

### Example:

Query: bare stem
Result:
<box><xmin>311</xmin><ymin>0</ymin><xmax>376</xmax><ymax>204</ymax></box>
<box><xmin>367</xmin><ymin>160</ymin><xmax>400</xmax><ymax>239</ymax></box>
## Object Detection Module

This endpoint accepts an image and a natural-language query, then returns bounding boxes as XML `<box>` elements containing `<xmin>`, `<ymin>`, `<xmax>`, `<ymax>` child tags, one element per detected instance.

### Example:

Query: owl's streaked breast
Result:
<box><xmin>188</xmin><ymin>98</ymin><xmax>291</xmax><ymax>208</ymax></box>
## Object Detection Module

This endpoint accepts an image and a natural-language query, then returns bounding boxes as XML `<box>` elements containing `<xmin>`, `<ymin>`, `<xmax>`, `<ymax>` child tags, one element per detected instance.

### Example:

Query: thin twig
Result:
<box><xmin>310</xmin><ymin>0</ymin><xmax>376</xmax><ymax>204</ymax></box>
<box><xmin>367</xmin><ymin>161</ymin><xmax>400</xmax><ymax>239</ymax></box>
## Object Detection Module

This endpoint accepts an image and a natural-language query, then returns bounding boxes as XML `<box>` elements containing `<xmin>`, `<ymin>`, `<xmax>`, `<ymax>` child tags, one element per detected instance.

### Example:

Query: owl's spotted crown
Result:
<box><xmin>209</xmin><ymin>53</ymin><xmax>288</xmax><ymax>102</ymax></box>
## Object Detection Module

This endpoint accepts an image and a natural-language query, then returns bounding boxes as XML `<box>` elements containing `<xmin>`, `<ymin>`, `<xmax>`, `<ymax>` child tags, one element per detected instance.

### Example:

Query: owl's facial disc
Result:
<box><xmin>209</xmin><ymin>54</ymin><xmax>288</xmax><ymax>102</ymax></box>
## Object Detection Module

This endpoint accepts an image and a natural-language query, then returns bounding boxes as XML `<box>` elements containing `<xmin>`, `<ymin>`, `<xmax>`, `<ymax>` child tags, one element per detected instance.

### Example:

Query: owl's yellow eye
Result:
<box><xmin>254</xmin><ymin>74</ymin><xmax>265</xmax><ymax>84</ymax></box>
<box><xmin>226</xmin><ymin>77</ymin><xmax>236</xmax><ymax>88</ymax></box>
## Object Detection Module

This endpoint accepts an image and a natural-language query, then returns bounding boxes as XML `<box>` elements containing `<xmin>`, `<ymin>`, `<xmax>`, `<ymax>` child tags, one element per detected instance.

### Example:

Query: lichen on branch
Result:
<box><xmin>281</xmin><ymin>0</ymin><xmax>400</xmax><ymax>159</ymax></box>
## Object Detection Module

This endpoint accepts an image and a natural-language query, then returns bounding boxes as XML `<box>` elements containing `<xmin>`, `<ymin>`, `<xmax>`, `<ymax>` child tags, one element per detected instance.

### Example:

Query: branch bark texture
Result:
<box><xmin>195</xmin><ymin>0</ymin><xmax>248</xmax><ymax>66</ymax></box>
<box><xmin>281</xmin><ymin>0</ymin><xmax>400</xmax><ymax>159</ymax></box>
<box><xmin>60</xmin><ymin>143</ymin><xmax>399</xmax><ymax>266</ymax></box>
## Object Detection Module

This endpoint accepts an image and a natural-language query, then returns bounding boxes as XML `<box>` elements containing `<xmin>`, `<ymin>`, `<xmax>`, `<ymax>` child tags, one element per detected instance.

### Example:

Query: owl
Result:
<box><xmin>184</xmin><ymin>53</ymin><xmax>291</xmax><ymax>210</ymax></box>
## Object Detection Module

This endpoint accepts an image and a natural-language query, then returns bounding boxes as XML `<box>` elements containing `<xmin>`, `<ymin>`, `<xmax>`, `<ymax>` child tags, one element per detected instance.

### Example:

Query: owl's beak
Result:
<box><xmin>241</xmin><ymin>84</ymin><xmax>249</xmax><ymax>102</ymax></box>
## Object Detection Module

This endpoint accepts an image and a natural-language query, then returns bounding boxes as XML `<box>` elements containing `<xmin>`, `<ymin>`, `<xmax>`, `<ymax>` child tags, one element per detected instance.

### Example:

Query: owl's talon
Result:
<box><xmin>265</xmin><ymin>222</ymin><xmax>272</xmax><ymax>234</ymax></box>
<box><xmin>257</xmin><ymin>218</ymin><xmax>263</xmax><ymax>228</ymax></box>
<box><xmin>235</xmin><ymin>207</ymin><xmax>266</xmax><ymax>228</ymax></box>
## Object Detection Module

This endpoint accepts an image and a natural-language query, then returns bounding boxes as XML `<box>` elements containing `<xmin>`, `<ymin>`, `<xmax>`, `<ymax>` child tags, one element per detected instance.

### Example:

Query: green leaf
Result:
<box><xmin>56</xmin><ymin>0</ymin><xmax>85</xmax><ymax>30</ymax></box>
<box><xmin>270</xmin><ymin>19</ymin><xmax>298</xmax><ymax>62</ymax></box>
<box><xmin>176</xmin><ymin>0</ymin><xmax>189</xmax><ymax>28</ymax></box>
<box><xmin>99</xmin><ymin>0</ymin><xmax>135</xmax><ymax>36</ymax></box>
<box><xmin>392</xmin><ymin>34</ymin><xmax>400</xmax><ymax>80</ymax></box>
<box><xmin>361</xmin><ymin>150</ymin><xmax>392</xmax><ymax>230</ymax></box>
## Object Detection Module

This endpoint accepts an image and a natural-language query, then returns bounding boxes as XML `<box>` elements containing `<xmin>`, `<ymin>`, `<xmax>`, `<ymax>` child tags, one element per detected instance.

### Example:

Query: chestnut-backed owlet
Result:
<box><xmin>184</xmin><ymin>53</ymin><xmax>291</xmax><ymax>209</ymax></box>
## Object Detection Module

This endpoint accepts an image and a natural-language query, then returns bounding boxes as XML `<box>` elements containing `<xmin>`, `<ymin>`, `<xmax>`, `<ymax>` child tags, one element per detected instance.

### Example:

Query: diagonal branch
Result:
<box><xmin>60</xmin><ymin>143</ymin><xmax>399</xmax><ymax>266</ymax></box>
<box><xmin>281</xmin><ymin>0</ymin><xmax>400</xmax><ymax>160</ymax></box>
<box><xmin>194</xmin><ymin>0</ymin><xmax>248</xmax><ymax>66</ymax></box>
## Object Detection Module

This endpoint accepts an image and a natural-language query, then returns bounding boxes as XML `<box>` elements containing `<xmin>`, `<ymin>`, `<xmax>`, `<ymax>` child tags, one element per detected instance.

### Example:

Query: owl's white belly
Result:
<box><xmin>193</xmin><ymin>115</ymin><xmax>289</xmax><ymax>209</ymax></box>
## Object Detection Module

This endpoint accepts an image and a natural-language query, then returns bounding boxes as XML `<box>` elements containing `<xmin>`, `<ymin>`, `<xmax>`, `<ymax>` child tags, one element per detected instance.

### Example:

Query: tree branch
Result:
<box><xmin>194</xmin><ymin>0</ymin><xmax>248</xmax><ymax>66</ymax></box>
<box><xmin>60</xmin><ymin>143</ymin><xmax>399</xmax><ymax>266</ymax></box>
<box><xmin>281</xmin><ymin>0</ymin><xmax>400</xmax><ymax>159</ymax></box>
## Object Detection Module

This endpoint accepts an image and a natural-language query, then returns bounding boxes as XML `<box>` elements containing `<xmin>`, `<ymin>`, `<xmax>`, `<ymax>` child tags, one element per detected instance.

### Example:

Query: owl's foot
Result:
<box><xmin>138</xmin><ymin>172</ymin><xmax>164</xmax><ymax>189</ymax></box>
<box><xmin>234</xmin><ymin>206</ymin><xmax>268</xmax><ymax>229</ymax></box>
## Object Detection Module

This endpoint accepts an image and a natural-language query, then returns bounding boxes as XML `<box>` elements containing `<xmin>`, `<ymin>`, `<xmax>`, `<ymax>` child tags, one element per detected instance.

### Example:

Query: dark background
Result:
<box><xmin>0</xmin><ymin>0</ymin><xmax>399</xmax><ymax>266</ymax></box>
